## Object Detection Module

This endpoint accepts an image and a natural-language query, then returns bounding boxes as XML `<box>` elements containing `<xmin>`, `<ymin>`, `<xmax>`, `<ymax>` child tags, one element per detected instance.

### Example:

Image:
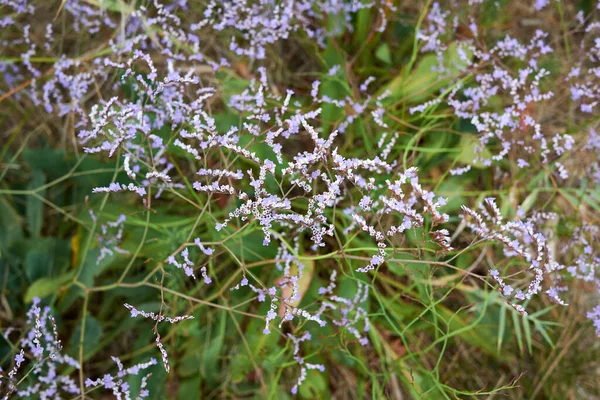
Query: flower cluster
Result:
<box><xmin>414</xmin><ymin>2</ymin><xmax>574</xmax><ymax>178</ymax></box>
<box><xmin>84</xmin><ymin>357</ymin><xmax>156</xmax><ymax>400</ymax></box>
<box><xmin>568</xmin><ymin>10</ymin><xmax>600</xmax><ymax>114</ymax></box>
<box><xmin>563</xmin><ymin>224</ymin><xmax>600</xmax><ymax>332</ymax></box>
<box><xmin>194</xmin><ymin>0</ymin><xmax>394</xmax><ymax>59</ymax></box>
<box><xmin>287</xmin><ymin>332</ymin><xmax>325</xmax><ymax>395</ymax></box>
<box><xmin>79</xmin><ymin>51</ymin><xmax>207</xmax><ymax>201</ymax></box>
<box><xmin>461</xmin><ymin>200</ymin><xmax>564</xmax><ymax>314</ymax></box>
<box><xmin>93</xmin><ymin>212</ymin><xmax>129</xmax><ymax>264</ymax></box>
<box><xmin>0</xmin><ymin>299</ymin><xmax>158</xmax><ymax>399</ymax></box>
<box><xmin>0</xmin><ymin>298</ymin><xmax>79</xmax><ymax>399</ymax></box>
<box><xmin>462</xmin><ymin>198</ymin><xmax>599</xmax><ymax>323</ymax></box>
<box><xmin>317</xmin><ymin>271</ymin><xmax>370</xmax><ymax>345</ymax></box>
<box><xmin>124</xmin><ymin>304</ymin><xmax>194</xmax><ymax>372</ymax></box>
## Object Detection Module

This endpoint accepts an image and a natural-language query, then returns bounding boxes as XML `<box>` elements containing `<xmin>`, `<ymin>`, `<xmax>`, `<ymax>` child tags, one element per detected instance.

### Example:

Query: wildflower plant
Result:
<box><xmin>1</xmin><ymin>0</ymin><xmax>600</xmax><ymax>398</ymax></box>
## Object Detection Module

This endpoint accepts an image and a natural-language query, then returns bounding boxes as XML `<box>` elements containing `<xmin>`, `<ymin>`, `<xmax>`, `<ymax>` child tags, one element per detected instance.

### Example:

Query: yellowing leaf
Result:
<box><xmin>276</xmin><ymin>259</ymin><xmax>314</xmax><ymax>317</ymax></box>
<box><xmin>71</xmin><ymin>230</ymin><xmax>80</xmax><ymax>268</ymax></box>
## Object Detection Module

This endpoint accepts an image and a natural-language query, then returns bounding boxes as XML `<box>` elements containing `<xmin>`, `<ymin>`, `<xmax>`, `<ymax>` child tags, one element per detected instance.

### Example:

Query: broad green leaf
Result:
<box><xmin>177</xmin><ymin>377</ymin><xmax>201</xmax><ymax>400</ymax></box>
<box><xmin>78</xmin><ymin>249</ymin><xmax>115</xmax><ymax>287</ymax></box>
<box><xmin>375</xmin><ymin>43</ymin><xmax>392</xmax><ymax>65</ymax></box>
<box><xmin>382</xmin><ymin>43</ymin><xmax>472</xmax><ymax>104</ymax></box>
<box><xmin>456</xmin><ymin>135</ymin><xmax>492</xmax><ymax>169</ymax></box>
<box><xmin>225</xmin><ymin>228</ymin><xmax>277</xmax><ymax>263</ymax></box>
<box><xmin>298</xmin><ymin>366</ymin><xmax>329</xmax><ymax>398</ymax></box>
<box><xmin>26</xmin><ymin>169</ymin><xmax>45</xmax><ymax>236</ymax></box>
<box><xmin>88</xmin><ymin>0</ymin><xmax>134</xmax><ymax>13</ymax></box>
<box><xmin>520</xmin><ymin>189</ymin><xmax>540</xmax><ymax>214</ymax></box>
<box><xmin>69</xmin><ymin>315</ymin><xmax>104</xmax><ymax>357</ymax></box>
<box><xmin>25</xmin><ymin>270</ymin><xmax>75</xmax><ymax>303</ymax></box>
<box><xmin>199</xmin><ymin>313</ymin><xmax>226</xmax><ymax>384</ymax></box>
<box><xmin>25</xmin><ymin>238</ymin><xmax>71</xmax><ymax>282</ymax></box>
<box><xmin>0</xmin><ymin>197</ymin><xmax>23</xmax><ymax>251</ymax></box>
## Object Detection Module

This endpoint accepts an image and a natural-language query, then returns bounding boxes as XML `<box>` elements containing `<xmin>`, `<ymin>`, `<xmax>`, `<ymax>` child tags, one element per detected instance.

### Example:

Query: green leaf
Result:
<box><xmin>177</xmin><ymin>377</ymin><xmax>201</xmax><ymax>400</ymax></box>
<box><xmin>199</xmin><ymin>314</ymin><xmax>226</xmax><ymax>384</ymax></box>
<box><xmin>520</xmin><ymin>189</ymin><xmax>540</xmax><ymax>214</ymax></box>
<box><xmin>299</xmin><ymin>366</ymin><xmax>328</xmax><ymax>398</ymax></box>
<box><xmin>522</xmin><ymin>314</ymin><xmax>533</xmax><ymax>354</ymax></box>
<box><xmin>217</xmin><ymin>70</ymin><xmax>251</xmax><ymax>106</ymax></box>
<box><xmin>533</xmin><ymin>320</ymin><xmax>555</xmax><ymax>347</ymax></box>
<box><xmin>90</xmin><ymin>0</ymin><xmax>134</xmax><ymax>13</ymax></box>
<box><xmin>456</xmin><ymin>135</ymin><xmax>492</xmax><ymax>168</ymax></box>
<box><xmin>69</xmin><ymin>315</ymin><xmax>104</xmax><ymax>357</ymax></box>
<box><xmin>320</xmin><ymin>42</ymin><xmax>348</xmax><ymax>131</ymax></box>
<box><xmin>382</xmin><ymin>43</ymin><xmax>472</xmax><ymax>104</ymax></box>
<box><xmin>21</xmin><ymin>148</ymin><xmax>72</xmax><ymax>180</ymax></box>
<box><xmin>78</xmin><ymin>249</ymin><xmax>114</xmax><ymax>287</ymax></box>
<box><xmin>497</xmin><ymin>305</ymin><xmax>506</xmax><ymax>353</ymax></box>
<box><xmin>558</xmin><ymin>188</ymin><xmax>582</xmax><ymax>208</ymax></box>
<box><xmin>26</xmin><ymin>169</ymin><xmax>45</xmax><ymax>236</ymax></box>
<box><xmin>375</xmin><ymin>44</ymin><xmax>392</xmax><ymax>65</ymax></box>
<box><xmin>25</xmin><ymin>238</ymin><xmax>71</xmax><ymax>282</ymax></box>
<box><xmin>511</xmin><ymin>307</ymin><xmax>523</xmax><ymax>354</ymax></box>
<box><xmin>0</xmin><ymin>197</ymin><xmax>23</xmax><ymax>252</ymax></box>
<box><xmin>25</xmin><ymin>251</ymin><xmax>46</xmax><ymax>282</ymax></box>
<box><xmin>25</xmin><ymin>270</ymin><xmax>74</xmax><ymax>303</ymax></box>
<box><xmin>353</xmin><ymin>7</ymin><xmax>371</xmax><ymax>46</ymax></box>
<box><xmin>225</xmin><ymin>228</ymin><xmax>277</xmax><ymax>263</ymax></box>
<box><xmin>436</xmin><ymin>179</ymin><xmax>467</xmax><ymax>213</ymax></box>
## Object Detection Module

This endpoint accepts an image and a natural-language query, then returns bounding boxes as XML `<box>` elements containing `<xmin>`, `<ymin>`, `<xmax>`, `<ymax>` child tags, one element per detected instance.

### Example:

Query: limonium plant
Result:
<box><xmin>1</xmin><ymin>0</ymin><xmax>599</xmax><ymax>398</ymax></box>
